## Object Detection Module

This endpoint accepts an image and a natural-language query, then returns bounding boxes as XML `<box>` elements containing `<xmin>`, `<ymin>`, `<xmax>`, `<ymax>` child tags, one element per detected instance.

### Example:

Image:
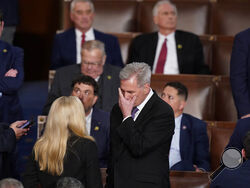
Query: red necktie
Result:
<box><xmin>81</xmin><ymin>33</ymin><xmax>85</xmax><ymax>47</ymax></box>
<box><xmin>155</xmin><ymin>39</ymin><xmax>167</xmax><ymax>73</ymax></box>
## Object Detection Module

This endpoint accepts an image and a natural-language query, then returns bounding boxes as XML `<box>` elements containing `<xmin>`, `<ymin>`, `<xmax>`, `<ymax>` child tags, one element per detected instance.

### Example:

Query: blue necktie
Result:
<box><xmin>131</xmin><ymin>107</ymin><xmax>139</xmax><ymax>120</ymax></box>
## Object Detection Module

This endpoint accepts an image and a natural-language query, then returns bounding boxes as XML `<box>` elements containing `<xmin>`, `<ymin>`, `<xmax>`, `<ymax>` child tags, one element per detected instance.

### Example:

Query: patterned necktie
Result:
<box><xmin>131</xmin><ymin>107</ymin><xmax>139</xmax><ymax>120</ymax></box>
<box><xmin>155</xmin><ymin>38</ymin><xmax>167</xmax><ymax>73</ymax></box>
<box><xmin>81</xmin><ymin>33</ymin><xmax>85</xmax><ymax>47</ymax></box>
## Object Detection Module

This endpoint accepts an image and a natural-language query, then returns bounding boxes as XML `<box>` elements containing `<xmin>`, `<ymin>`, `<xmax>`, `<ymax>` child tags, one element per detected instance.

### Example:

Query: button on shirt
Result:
<box><xmin>153</xmin><ymin>32</ymin><xmax>179</xmax><ymax>74</ymax></box>
<box><xmin>75</xmin><ymin>28</ymin><xmax>95</xmax><ymax>64</ymax></box>
<box><xmin>85</xmin><ymin>108</ymin><xmax>93</xmax><ymax>136</ymax></box>
<box><xmin>169</xmin><ymin>114</ymin><xmax>182</xmax><ymax>168</ymax></box>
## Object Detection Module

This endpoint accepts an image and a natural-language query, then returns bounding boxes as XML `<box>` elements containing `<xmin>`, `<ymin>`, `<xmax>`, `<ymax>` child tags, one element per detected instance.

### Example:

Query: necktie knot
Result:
<box><xmin>131</xmin><ymin>107</ymin><xmax>139</xmax><ymax>119</ymax></box>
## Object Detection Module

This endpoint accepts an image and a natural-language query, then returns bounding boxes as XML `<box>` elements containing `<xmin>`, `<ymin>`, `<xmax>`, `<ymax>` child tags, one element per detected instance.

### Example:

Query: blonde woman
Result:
<box><xmin>22</xmin><ymin>96</ymin><xmax>102</xmax><ymax>188</ymax></box>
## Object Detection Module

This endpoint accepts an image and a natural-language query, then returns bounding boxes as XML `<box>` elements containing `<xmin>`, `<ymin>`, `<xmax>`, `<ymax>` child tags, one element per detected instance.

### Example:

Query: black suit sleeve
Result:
<box><xmin>0</xmin><ymin>123</ymin><xmax>16</xmax><ymax>153</ymax></box>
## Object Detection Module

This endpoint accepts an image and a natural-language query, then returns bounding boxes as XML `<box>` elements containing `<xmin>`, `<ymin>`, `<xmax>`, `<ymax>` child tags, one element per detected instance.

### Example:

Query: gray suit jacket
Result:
<box><xmin>43</xmin><ymin>64</ymin><xmax>121</xmax><ymax>114</ymax></box>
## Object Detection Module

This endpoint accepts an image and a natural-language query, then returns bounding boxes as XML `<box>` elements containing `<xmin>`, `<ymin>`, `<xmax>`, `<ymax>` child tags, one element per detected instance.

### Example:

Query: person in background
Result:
<box><xmin>57</xmin><ymin>177</ymin><xmax>84</xmax><ymax>188</ymax></box>
<box><xmin>210</xmin><ymin>131</ymin><xmax>250</xmax><ymax>188</ymax></box>
<box><xmin>230</xmin><ymin>28</ymin><xmax>250</xmax><ymax>119</ymax></box>
<box><xmin>51</xmin><ymin>0</ymin><xmax>123</xmax><ymax>69</ymax></box>
<box><xmin>71</xmin><ymin>75</ymin><xmax>110</xmax><ymax>168</ymax></box>
<box><xmin>0</xmin><ymin>9</ymin><xmax>24</xmax><ymax>124</ymax></box>
<box><xmin>0</xmin><ymin>121</ymin><xmax>29</xmax><ymax>179</ymax></box>
<box><xmin>0</xmin><ymin>0</ymin><xmax>19</xmax><ymax>44</ymax></box>
<box><xmin>43</xmin><ymin>40</ymin><xmax>120</xmax><ymax>114</ymax></box>
<box><xmin>128</xmin><ymin>0</ymin><xmax>210</xmax><ymax>74</ymax></box>
<box><xmin>161</xmin><ymin>82</ymin><xmax>210</xmax><ymax>171</ymax></box>
<box><xmin>0</xmin><ymin>178</ymin><xmax>24</xmax><ymax>188</ymax></box>
<box><xmin>23</xmin><ymin>96</ymin><xmax>102</xmax><ymax>188</ymax></box>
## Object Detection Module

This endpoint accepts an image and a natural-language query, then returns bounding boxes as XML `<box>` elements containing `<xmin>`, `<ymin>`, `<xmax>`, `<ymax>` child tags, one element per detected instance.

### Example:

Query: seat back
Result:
<box><xmin>170</xmin><ymin>171</ymin><xmax>210</xmax><ymax>188</ymax></box>
<box><xmin>209</xmin><ymin>121</ymin><xmax>236</xmax><ymax>171</ymax></box>
<box><xmin>37</xmin><ymin>115</ymin><xmax>47</xmax><ymax>139</ymax></box>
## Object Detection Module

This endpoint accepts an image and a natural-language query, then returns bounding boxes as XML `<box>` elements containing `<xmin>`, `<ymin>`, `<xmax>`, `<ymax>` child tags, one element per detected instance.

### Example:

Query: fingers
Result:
<box><xmin>10</xmin><ymin>120</ymin><xmax>27</xmax><ymax>128</ymax></box>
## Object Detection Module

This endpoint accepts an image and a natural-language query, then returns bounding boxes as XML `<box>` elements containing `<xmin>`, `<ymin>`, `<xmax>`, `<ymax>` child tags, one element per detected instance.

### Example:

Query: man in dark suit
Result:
<box><xmin>0</xmin><ymin>120</ymin><xmax>29</xmax><ymax>179</ymax></box>
<box><xmin>0</xmin><ymin>10</ymin><xmax>23</xmax><ymax>124</ymax></box>
<box><xmin>161</xmin><ymin>82</ymin><xmax>210</xmax><ymax>171</ymax></box>
<box><xmin>106</xmin><ymin>62</ymin><xmax>175</xmax><ymax>188</ymax></box>
<box><xmin>71</xmin><ymin>75</ymin><xmax>109</xmax><ymax>168</ymax></box>
<box><xmin>230</xmin><ymin>28</ymin><xmax>250</xmax><ymax>119</ymax></box>
<box><xmin>43</xmin><ymin>40</ymin><xmax>121</xmax><ymax>114</ymax></box>
<box><xmin>210</xmin><ymin>131</ymin><xmax>250</xmax><ymax>188</ymax></box>
<box><xmin>227</xmin><ymin>117</ymin><xmax>250</xmax><ymax>151</ymax></box>
<box><xmin>51</xmin><ymin>0</ymin><xmax>123</xmax><ymax>69</ymax></box>
<box><xmin>128</xmin><ymin>0</ymin><xmax>209</xmax><ymax>74</ymax></box>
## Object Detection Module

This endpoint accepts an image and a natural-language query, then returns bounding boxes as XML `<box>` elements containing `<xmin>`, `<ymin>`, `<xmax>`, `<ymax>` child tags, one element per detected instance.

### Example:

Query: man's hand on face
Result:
<box><xmin>5</xmin><ymin>69</ymin><xmax>18</xmax><ymax>77</ymax></box>
<box><xmin>10</xmin><ymin>120</ymin><xmax>29</xmax><ymax>139</ymax></box>
<box><xmin>118</xmin><ymin>88</ymin><xmax>136</xmax><ymax>119</ymax></box>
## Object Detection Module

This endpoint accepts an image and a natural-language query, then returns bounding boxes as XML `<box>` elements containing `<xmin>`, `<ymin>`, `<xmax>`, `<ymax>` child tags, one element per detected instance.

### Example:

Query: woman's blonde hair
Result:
<box><xmin>33</xmin><ymin>96</ymin><xmax>93</xmax><ymax>175</ymax></box>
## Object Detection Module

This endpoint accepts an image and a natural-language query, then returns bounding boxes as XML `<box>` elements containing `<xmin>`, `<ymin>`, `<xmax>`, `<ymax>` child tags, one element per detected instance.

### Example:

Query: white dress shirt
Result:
<box><xmin>169</xmin><ymin>114</ymin><xmax>182</xmax><ymax>168</ymax></box>
<box><xmin>75</xmin><ymin>28</ymin><xmax>95</xmax><ymax>64</ymax></box>
<box><xmin>85</xmin><ymin>108</ymin><xmax>93</xmax><ymax>135</ymax></box>
<box><xmin>153</xmin><ymin>32</ymin><xmax>179</xmax><ymax>74</ymax></box>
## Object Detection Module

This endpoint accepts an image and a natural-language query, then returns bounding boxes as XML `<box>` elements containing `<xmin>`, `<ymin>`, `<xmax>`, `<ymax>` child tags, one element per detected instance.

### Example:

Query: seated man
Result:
<box><xmin>128</xmin><ymin>0</ymin><xmax>210</xmax><ymax>74</ymax></box>
<box><xmin>0</xmin><ymin>9</ymin><xmax>24</xmax><ymax>123</ymax></box>
<box><xmin>210</xmin><ymin>131</ymin><xmax>250</xmax><ymax>188</ymax></box>
<box><xmin>43</xmin><ymin>40</ymin><xmax>120</xmax><ymax>114</ymax></box>
<box><xmin>71</xmin><ymin>75</ymin><xmax>109</xmax><ymax>168</ymax></box>
<box><xmin>51</xmin><ymin>0</ymin><xmax>123</xmax><ymax>69</ymax></box>
<box><xmin>161</xmin><ymin>82</ymin><xmax>210</xmax><ymax>171</ymax></box>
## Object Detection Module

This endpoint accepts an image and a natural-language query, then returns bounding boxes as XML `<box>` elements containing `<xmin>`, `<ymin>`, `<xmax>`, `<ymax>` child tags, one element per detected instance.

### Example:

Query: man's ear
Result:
<box><xmin>242</xmin><ymin>149</ymin><xmax>246</xmax><ymax>159</ymax></box>
<box><xmin>179</xmin><ymin>99</ymin><xmax>186</xmax><ymax>111</ymax></box>
<box><xmin>102</xmin><ymin>55</ymin><xmax>107</xmax><ymax>65</ymax></box>
<box><xmin>92</xmin><ymin>95</ymin><xmax>98</xmax><ymax>106</ymax></box>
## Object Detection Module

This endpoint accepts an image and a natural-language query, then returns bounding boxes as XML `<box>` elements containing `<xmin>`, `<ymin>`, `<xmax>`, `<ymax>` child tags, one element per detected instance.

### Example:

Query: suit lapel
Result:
<box><xmin>148</xmin><ymin>33</ymin><xmax>158</xmax><ymax>68</ymax></box>
<box><xmin>175</xmin><ymin>31</ymin><xmax>184</xmax><ymax>73</ymax></box>
<box><xmin>68</xmin><ymin>28</ymin><xmax>77</xmax><ymax>64</ymax></box>
<box><xmin>179</xmin><ymin>114</ymin><xmax>191</xmax><ymax>160</ymax></box>
<box><xmin>90</xmin><ymin>108</ymin><xmax>101</xmax><ymax>137</ymax></box>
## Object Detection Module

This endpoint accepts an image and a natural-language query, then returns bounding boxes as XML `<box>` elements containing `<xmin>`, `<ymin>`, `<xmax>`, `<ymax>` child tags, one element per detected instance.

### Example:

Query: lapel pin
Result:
<box><xmin>3</xmin><ymin>49</ymin><xmax>7</xmax><ymax>53</ymax></box>
<box><xmin>177</xmin><ymin>44</ymin><xmax>182</xmax><ymax>49</ymax></box>
<box><xmin>107</xmin><ymin>75</ymin><xmax>112</xmax><ymax>80</ymax></box>
<box><xmin>182</xmin><ymin>125</ymin><xmax>187</xmax><ymax>130</ymax></box>
<box><xmin>94</xmin><ymin>126</ymin><xmax>99</xmax><ymax>131</ymax></box>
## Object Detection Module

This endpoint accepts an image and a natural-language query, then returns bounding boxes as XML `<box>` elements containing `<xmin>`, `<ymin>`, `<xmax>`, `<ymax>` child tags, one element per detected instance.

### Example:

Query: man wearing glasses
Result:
<box><xmin>43</xmin><ymin>40</ymin><xmax>120</xmax><ymax>114</ymax></box>
<box><xmin>71</xmin><ymin>75</ymin><xmax>110</xmax><ymax>168</ymax></box>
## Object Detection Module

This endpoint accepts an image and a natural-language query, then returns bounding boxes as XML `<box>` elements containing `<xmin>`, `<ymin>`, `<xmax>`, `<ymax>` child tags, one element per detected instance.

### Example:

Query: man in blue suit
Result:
<box><xmin>0</xmin><ymin>10</ymin><xmax>23</xmax><ymax>124</ymax></box>
<box><xmin>161</xmin><ymin>82</ymin><xmax>210</xmax><ymax>171</ymax></box>
<box><xmin>51</xmin><ymin>0</ymin><xmax>123</xmax><ymax>69</ymax></box>
<box><xmin>71</xmin><ymin>75</ymin><xmax>109</xmax><ymax>168</ymax></box>
<box><xmin>210</xmin><ymin>131</ymin><xmax>250</xmax><ymax>188</ymax></box>
<box><xmin>230</xmin><ymin>28</ymin><xmax>250</xmax><ymax>119</ymax></box>
<box><xmin>227</xmin><ymin>117</ymin><xmax>250</xmax><ymax>151</ymax></box>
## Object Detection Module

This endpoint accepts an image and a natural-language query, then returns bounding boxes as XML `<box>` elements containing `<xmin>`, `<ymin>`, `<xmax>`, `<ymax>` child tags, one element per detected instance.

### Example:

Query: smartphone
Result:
<box><xmin>19</xmin><ymin>119</ymin><xmax>34</xmax><ymax>129</ymax></box>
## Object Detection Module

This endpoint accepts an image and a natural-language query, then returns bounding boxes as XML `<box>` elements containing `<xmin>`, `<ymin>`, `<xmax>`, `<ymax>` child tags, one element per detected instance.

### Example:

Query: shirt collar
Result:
<box><xmin>158</xmin><ymin>31</ymin><xmax>175</xmax><ymax>41</ymax></box>
<box><xmin>136</xmin><ymin>89</ymin><xmax>154</xmax><ymax>112</ymax></box>
<box><xmin>75</xmin><ymin>27</ymin><xmax>94</xmax><ymax>39</ymax></box>
<box><xmin>175</xmin><ymin>113</ymin><xmax>183</xmax><ymax>129</ymax></box>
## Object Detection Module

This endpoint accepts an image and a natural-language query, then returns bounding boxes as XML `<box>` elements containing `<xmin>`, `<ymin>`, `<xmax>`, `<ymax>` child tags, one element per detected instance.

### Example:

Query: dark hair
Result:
<box><xmin>243</xmin><ymin>131</ymin><xmax>250</xmax><ymax>159</ymax></box>
<box><xmin>0</xmin><ymin>9</ymin><xmax>3</xmax><ymax>22</ymax></box>
<box><xmin>71</xmin><ymin>75</ymin><xmax>99</xmax><ymax>96</ymax></box>
<box><xmin>56</xmin><ymin>177</ymin><xmax>84</xmax><ymax>188</ymax></box>
<box><xmin>164</xmin><ymin>82</ymin><xmax>188</xmax><ymax>100</ymax></box>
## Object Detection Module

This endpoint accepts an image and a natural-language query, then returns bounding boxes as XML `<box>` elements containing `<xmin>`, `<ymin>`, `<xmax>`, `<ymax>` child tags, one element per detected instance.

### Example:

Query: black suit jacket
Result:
<box><xmin>106</xmin><ymin>92</ymin><xmax>175</xmax><ymax>188</ymax></box>
<box><xmin>128</xmin><ymin>30</ymin><xmax>210</xmax><ymax>74</ymax></box>
<box><xmin>23</xmin><ymin>136</ymin><xmax>103</xmax><ymax>188</ymax></box>
<box><xmin>43</xmin><ymin>63</ymin><xmax>120</xmax><ymax>114</ymax></box>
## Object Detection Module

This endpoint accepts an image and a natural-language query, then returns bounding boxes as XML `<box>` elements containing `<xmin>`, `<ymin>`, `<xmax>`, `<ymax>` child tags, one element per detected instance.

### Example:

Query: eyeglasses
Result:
<box><xmin>73</xmin><ymin>88</ymin><xmax>93</xmax><ymax>97</ymax></box>
<box><xmin>82</xmin><ymin>61</ymin><xmax>102</xmax><ymax>67</ymax></box>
